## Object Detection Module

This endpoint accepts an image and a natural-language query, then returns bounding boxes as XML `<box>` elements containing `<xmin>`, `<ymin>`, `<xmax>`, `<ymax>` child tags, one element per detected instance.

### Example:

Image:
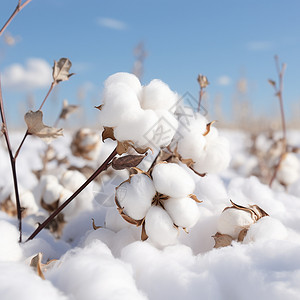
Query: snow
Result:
<box><xmin>1</xmin><ymin>128</ymin><xmax>300</xmax><ymax>300</ymax></box>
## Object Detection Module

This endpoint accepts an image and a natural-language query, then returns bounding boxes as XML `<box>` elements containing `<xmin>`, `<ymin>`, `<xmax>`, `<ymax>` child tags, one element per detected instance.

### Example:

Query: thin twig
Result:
<box><xmin>0</xmin><ymin>78</ymin><xmax>22</xmax><ymax>242</ymax></box>
<box><xmin>38</xmin><ymin>81</ymin><xmax>55</xmax><ymax>111</ymax></box>
<box><xmin>0</xmin><ymin>0</ymin><xmax>32</xmax><ymax>36</ymax></box>
<box><xmin>269</xmin><ymin>56</ymin><xmax>287</xmax><ymax>187</ymax></box>
<box><xmin>26</xmin><ymin>147</ymin><xmax>118</xmax><ymax>241</ymax></box>
<box><xmin>198</xmin><ymin>87</ymin><xmax>204</xmax><ymax>113</ymax></box>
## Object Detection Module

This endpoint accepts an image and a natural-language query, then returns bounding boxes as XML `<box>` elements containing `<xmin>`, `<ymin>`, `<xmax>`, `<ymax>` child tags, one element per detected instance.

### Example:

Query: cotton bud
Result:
<box><xmin>71</xmin><ymin>128</ymin><xmax>101</xmax><ymax>160</ymax></box>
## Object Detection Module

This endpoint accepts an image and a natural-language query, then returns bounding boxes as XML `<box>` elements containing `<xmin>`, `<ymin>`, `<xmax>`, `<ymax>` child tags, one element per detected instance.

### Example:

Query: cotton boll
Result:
<box><xmin>116</xmin><ymin>173</ymin><xmax>156</xmax><ymax>220</ymax></box>
<box><xmin>276</xmin><ymin>153</ymin><xmax>300</xmax><ymax>186</ymax></box>
<box><xmin>153</xmin><ymin>110</ymin><xmax>179</xmax><ymax>148</ymax></box>
<box><xmin>145</xmin><ymin>206</ymin><xmax>178</xmax><ymax>247</ymax></box>
<box><xmin>177</xmin><ymin>131</ymin><xmax>207</xmax><ymax>161</ymax></box>
<box><xmin>104</xmin><ymin>72</ymin><xmax>142</xmax><ymax>95</ymax></box>
<box><xmin>105</xmin><ymin>207</ymin><xmax>131</xmax><ymax>232</ymax></box>
<box><xmin>152</xmin><ymin>163</ymin><xmax>195</xmax><ymax>198</ymax></box>
<box><xmin>61</xmin><ymin>170</ymin><xmax>86</xmax><ymax>192</ymax></box>
<box><xmin>43</xmin><ymin>182</ymin><xmax>64</xmax><ymax>205</ymax></box>
<box><xmin>163</xmin><ymin>197</ymin><xmax>200</xmax><ymax>229</ymax></box>
<box><xmin>178</xmin><ymin>112</ymin><xmax>208</xmax><ymax>135</ymax></box>
<box><xmin>10</xmin><ymin>189</ymin><xmax>38</xmax><ymax>215</ymax></box>
<box><xmin>99</xmin><ymin>82</ymin><xmax>141</xmax><ymax>127</ymax></box>
<box><xmin>114</xmin><ymin>109</ymin><xmax>159</xmax><ymax>147</ymax></box>
<box><xmin>0</xmin><ymin>221</ymin><xmax>23</xmax><ymax>261</ymax></box>
<box><xmin>204</xmin><ymin>126</ymin><xmax>219</xmax><ymax>142</ymax></box>
<box><xmin>193</xmin><ymin>137</ymin><xmax>231</xmax><ymax>174</ymax></box>
<box><xmin>58</xmin><ymin>188</ymin><xmax>76</xmax><ymax>221</ymax></box>
<box><xmin>217</xmin><ymin>208</ymin><xmax>255</xmax><ymax>239</ymax></box>
<box><xmin>141</xmin><ymin>79</ymin><xmax>178</xmax><ymax>113</ymax></box>
<box><xmin>243</xmin><ymin>217</ymin><xmax>288</xmax><ymax>243</ymax></box>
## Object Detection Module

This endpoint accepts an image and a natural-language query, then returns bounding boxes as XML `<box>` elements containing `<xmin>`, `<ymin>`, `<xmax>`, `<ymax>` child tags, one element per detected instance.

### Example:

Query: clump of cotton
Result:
<box><xmin>116</xmin><ymin>173</ymin><xmax>156</xmax><ymax>220</ymax></box>
<box><xmin>0</xmin><ymin>221</ymin><xmax>23</xmax><ymax>261</ymax></box>
<box><xmin>151</xmin><ymin>163</ymin><xmax>195</xmax><ymax>198</ymax></box>
<box><xmin>46</xmin><ymin>240</ymin><xmax>147</xmax><ymax>300</ymax></box>
<box><xmin>243</xmin><ymin>217</ymin><xmax>288</xmax><ymax>243</ymax></box>
<box><xmin>217</xmin><ymin>208</ymin><xmax>255</xmax><ymax>239</ymax></box>
<box><xmin>176</xmin><ymin>113</ymin><xmax>231</xmax><ymax>174</ymax></box>
<box><xmin>98</xmin><ymin>72</ymin><xmax>179</xmax><ymax>149</ymax></box>
<box><xmin>114</xmin><ymin>163</ymin><xmax>200</xmax><ymax>247</ymax></box>
<box><xmin>276</xmin><ymin>153</ymin><xmax>300</xmax><ymax>186</ymax></box>
<box><xmin>10</xmin><ymin>188</ymin><xmax>38</xmax><ymax>216</ymax></box>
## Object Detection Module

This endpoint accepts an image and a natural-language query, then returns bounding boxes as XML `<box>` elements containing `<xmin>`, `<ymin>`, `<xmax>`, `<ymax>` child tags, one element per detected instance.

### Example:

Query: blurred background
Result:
<box><xmin>0</xmin><ymin>0</ymin><xmax>300</xmax><ymax>130</ymax></box>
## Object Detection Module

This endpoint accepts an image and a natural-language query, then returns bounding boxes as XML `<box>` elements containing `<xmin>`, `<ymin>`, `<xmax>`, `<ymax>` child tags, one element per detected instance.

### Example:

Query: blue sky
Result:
<box><xmin>1</xmin><ymin>0</ymin><xmax>300</xmax><ymax>127</ymax></box>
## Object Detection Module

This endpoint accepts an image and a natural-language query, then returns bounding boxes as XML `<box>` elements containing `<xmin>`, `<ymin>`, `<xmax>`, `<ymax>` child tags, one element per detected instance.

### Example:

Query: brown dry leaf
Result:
<box><xmin>30</xmin><ymin>253</ymin><xmax>45</xmax><ymax>280</ymax></box>
<box><xmin>25</xmin><ymin>110</ymin><xmax>63</xmax><ymax>143</ymax></box>
<box><xmin>203</xmin><ymin>121</ymin><xmax>216</xmax><ymax>137</ymax></box>
<box><xmin>213</xmin><ymin>232</ymin><xmax>233</xmax><ymax>248</ymax></box>
<box><xmin>238</xmin><ymin>228</ymin><xmax>248</xmax><ymax>242</ymax></box>
<box><xmin>141</xmin><ymin>221</ymin><xmax>148</xmax><ymax>241</ymax></box>
<box><xmin>112</xmin><ymin>154</ymin><xmax>146</xmax><ymax>170</ymax></box>
<box><xmin>59</xmin><ymin>99</ymin><xmax>78</xmax><ymax>120</ymax></box>
<box><xmin>102</xmin><ymin>127</ymin><xmax>116</xmax><ymax>142</ymax></box>
<box><xmin>92</xmin><ymin>218</ymin><xmax>102</xmax><ymax>230</ymax></box>
<box><xmin>189</xmin><ymin>194</ymin><xmax>202</xmax><ymax>203</ymax></box>
<box><xmin>52</xmin><ymin>58</ymin><xmax>74</xmax><ymax>84</ymax></box>
<box><xmin>197</xmin><ymin>74</ymin><xmax>209</xmax><ymax>89</ymax></box>
<box><xmin>268</xmin><ymin>79</ymin><xmax>276</xmax><ymax>87</ymax></box>
<box><xmin>95</xmin><ymin>104</ymin><xmax>103</xmax><ymax>111</ymax></box>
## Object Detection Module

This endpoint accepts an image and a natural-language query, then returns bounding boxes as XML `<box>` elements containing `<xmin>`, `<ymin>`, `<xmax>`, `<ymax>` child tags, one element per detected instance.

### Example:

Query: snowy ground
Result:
<box><xmin>1</xmin><ymin>130</ymin><xmax>300</xmax><ymax>300</ymax></box>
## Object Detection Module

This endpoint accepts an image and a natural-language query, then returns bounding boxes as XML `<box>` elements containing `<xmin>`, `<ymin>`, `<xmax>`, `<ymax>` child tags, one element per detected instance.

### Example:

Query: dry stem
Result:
<box><xmin>0</xmin><ymin>0</ymin><xmax>32</xmax><ymax>36</ymax></box>
<box><xmin>26</xmin><ymin>146</ymin><xmax>118</xmax><ymax>241</ymax></box>
<box><xmin>0</xmin><ymin>78</ymin><xmax>22</xmax><ymax>242</ymax></box>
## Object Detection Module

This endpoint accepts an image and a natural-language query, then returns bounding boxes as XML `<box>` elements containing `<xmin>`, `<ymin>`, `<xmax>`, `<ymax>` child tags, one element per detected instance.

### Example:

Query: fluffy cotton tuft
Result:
<box><xmin>276</xmin><ymin>153</ymin><xmax>300</xmax><ymax>186</ymax></box>
<box><xmin>217</xmin><ymin>208</ymin><xmax>255</xmax><ymax>239</ymax></box>
<box><xmin>116</xmin><ymin>173</ymin><xmax>156</xmax><ymax>220</ymax></box>
<box><xmin>163</xmin><ymin>197</ymin><xmax>200</xmax><ymax>229</ymax></box>
<box><xmin>176</xmin><ymin>113</ymin><xmax>231</xmax><ymax>174</ymax></box>
<box><xmin>98</xmin><ymin>72</ymin><xmax>179</xmax><ymax>149</ymax></box>
<box><xmin>243</xmin><ymin>217</ymin><xmax>288</xmax><ymax>243</ymax></box>
<box><xmin>145</xmin><ymin>206</ymin><xmax>178</xmax><ymax>247</ymax></box>
<box><xmin>152</xmin><ymin>163</ymin><xmax>195</xmax><ymax>198</ymax></box>
<box><xmin>0</xmin><ymin>221</ymin><xmax>23</xmax><ymax>261</ymax></box>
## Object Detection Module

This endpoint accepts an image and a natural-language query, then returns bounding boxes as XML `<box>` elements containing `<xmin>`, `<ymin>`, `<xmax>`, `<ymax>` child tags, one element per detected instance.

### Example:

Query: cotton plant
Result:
<box><xmin>97</xmin><ymin>72</ymin><xmax>179</xmax><ymax>154</ymax></box>
<box><xmin>113</xmin><ymin>162</ymin><xmax>201</xmax><ymax>247</ymax></box>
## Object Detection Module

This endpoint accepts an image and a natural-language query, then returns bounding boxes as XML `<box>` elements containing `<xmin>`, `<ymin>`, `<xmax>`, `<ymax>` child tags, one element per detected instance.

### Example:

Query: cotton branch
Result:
<box><xmin>0</xmin><ymin>0</ymin><xmax>32</xmax><ymax>36</ymax></box>
<box><xmin>0</xmin><ymin>78</ymin><xmax>23</xmax><ymax>242</ymax></box>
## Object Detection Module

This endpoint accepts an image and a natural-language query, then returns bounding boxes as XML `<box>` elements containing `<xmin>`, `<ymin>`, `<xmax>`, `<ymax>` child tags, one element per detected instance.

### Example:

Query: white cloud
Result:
<box><xmin>97</xmin><ymin>17</ymin><xmax>127</xmax><ymax>30</ymax></box>
<box><xmin>246</xmin><ymin>41</ymin><xmax>273</xmax><ymax>51</ymax></box>
<box><xmin>2</xmin><ymin>58</ymin><xmax>52</xmax><ymax>90</ymax></box>
<box><xmin>216</xmin><ymin>75</ymin><xmax>232</xmax><ymax>86</ymax></box>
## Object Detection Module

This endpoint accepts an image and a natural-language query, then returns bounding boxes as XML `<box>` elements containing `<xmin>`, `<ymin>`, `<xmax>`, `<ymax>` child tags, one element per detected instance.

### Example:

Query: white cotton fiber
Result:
<box><xmin>177</xmin><ymin>130</ymin><xmax>207</xmax><ymax>161</ymax></box>
<box><xmin>163</xmin><ymin>197</ymin><xmax>200</xmax><ymax>229</ymax></box>
<box><xmin>193</xmin><ymin>137</ymin><xmax>231</xmax><ymax>174</ymax></box>
<box><xmin>243</xmin><ymin>217</ymin><xmax>288</xmax><ymax>243</ymax></box>
<box><xmin>276</xmin><ymin>153</ymin><xmax>300</xmax><ymax>186</ymax></box>
<box><xmin>105</xmin><ymin>206</ymin><xmax>132</xmax><ymax>232</ymax></box>
<box><xmin>0</xmin><ymin>262</ymin><xmax>68</xmax><ymax>300</ymax></box>
<box><xmin>0</xmin><ymin>221</ymin><xmax>23</xmax><ymax>261</ymax></box>
<box><xmin>11</xmin><ymin>189</ymin><xmax>38</xmax><ymax>215</ymax></box>
<box><xmin>217</xmin><ymin>208</ymin><xmax>255</xmax><ymax>239</ymax></box>
<box><xmin>113</xmin><ymin>108</ymin><xmax>158</xmax><ymax>146</ymax></box>
<box><xmin>145</xmin><ymin>206</ymin><xmax>178</xmax><ymax>247</ymax></box>
<box><xmin>43</xmin><ymin>182</ymin><xmax>63</xmax><ymax>204</ymax></box>
<box><xmin>152</xmin><ymin>163</ymin><xmax>195</xmax><ymax>198</ymax></box>
<box><xmin>99</xmin><ymin>82</ymin><xmax>141</xmax><ymax>128</ymax></box>
<box><xmin>47</xmin><ymin>240</ymin><xmax>147</xmax><ymax>300</ymax></box>
<box><xmin>104</xmin><ymin>72</ymin><xmax>142</xmax><ymax>95</ymax></box>
<box><xmin>140</xmin><ymin>79</ymin><xmax>178</xmax><ymax>112</ymax></box>
<box><xmin>116</xmin><ymin>173</ymin><xmax>156</xmax><ymax>220</ymax></box>
<box><xmin>58</xmin><ymin>188</ymin><xmax>76</xmax><ymax>221</ymax></box>
<box><xmin>61</xmin><ymin>170</ymin><xmax>86</xmax><ymax>192</ymax></box>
